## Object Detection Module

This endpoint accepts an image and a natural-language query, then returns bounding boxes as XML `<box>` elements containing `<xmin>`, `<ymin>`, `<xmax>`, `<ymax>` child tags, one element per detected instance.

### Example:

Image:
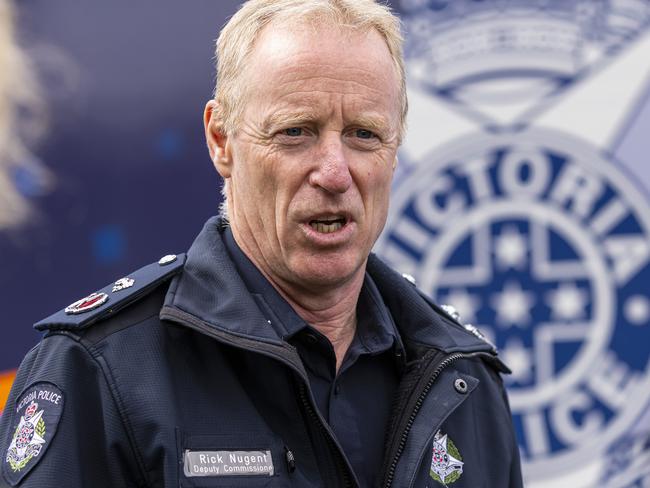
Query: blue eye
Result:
<box><xmin>356</xmin><ymin>129</ymin><xmax>375</xmax><ymax>139</ymax></box>
<box><xmin>283</xmin><ymin>128</ymin><xmax>303</xmax><ymax>136</ymax></box>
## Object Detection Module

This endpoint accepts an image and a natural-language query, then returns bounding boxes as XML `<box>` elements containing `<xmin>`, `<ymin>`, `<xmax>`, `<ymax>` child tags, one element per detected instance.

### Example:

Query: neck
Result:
<box><xmin>267</xmin><ymin>267</ymin><xmax>364</xmax><ymax>373</ymax></box>
<box><xmin>277</xmin><ymin>274</ymin><xmax>363</xmax><ymax>372</ymax></box>
<box><xmin>231</xmin><ymin>228</ymin><xmax>364</xmax><ymax>372</ymax></box>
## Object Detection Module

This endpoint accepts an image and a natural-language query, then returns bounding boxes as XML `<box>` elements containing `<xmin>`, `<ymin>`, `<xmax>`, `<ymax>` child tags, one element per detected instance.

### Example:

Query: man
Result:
<box><xmin>0</xmin><ymin>1</ymin><xmax>523</xmax><ymax>486</ymax></box>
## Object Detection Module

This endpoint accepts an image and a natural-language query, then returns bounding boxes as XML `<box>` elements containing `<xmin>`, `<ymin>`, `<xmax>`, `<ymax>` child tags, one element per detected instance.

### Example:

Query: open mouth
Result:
<box><xmin>308</xmin><ymin>216</ymin><xmax>347</xmax><ymax>234</ymax></box>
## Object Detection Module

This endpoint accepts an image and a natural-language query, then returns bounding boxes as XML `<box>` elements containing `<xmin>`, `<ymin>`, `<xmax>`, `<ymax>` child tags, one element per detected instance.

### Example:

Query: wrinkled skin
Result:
<box><xmin>204</xmin><ymin>23</ymin><xmax>400</xmax><ymax>321</ymax></box>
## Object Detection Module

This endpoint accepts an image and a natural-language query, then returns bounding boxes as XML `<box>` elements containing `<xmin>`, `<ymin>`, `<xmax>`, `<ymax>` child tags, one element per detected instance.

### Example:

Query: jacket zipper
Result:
<box><xmin>161</xmin><ymin>306</ymin><xmax>355</xmax><ymax>486</ymax></box>
<box><xmin>298</xmin><ymin>383</ymin><xmax>354</xmax><ymax>487</ymax></box>
<box><xmin>382</xmin><ymin>351</ymin><xmax>491</xmax><ymax>488</ymax></box>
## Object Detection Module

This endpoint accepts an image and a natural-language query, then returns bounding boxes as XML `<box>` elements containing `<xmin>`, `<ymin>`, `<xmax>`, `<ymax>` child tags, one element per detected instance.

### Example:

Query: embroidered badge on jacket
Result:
<box><xmin>3</xmin><ymin>383</ymin><xmax>64</xmax><ymax>486</ymax></box>
<box><xmin>430</xmin><ymin>430</ymin><xmax>464</xmax><ymax>486</ymax></box>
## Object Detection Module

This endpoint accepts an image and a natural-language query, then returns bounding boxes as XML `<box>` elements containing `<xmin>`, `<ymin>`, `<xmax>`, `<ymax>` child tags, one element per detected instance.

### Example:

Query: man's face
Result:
<box><xmin>211</xmin><ymin>23</ymin><xmax>400</xmax><ymax>292</ymax></box>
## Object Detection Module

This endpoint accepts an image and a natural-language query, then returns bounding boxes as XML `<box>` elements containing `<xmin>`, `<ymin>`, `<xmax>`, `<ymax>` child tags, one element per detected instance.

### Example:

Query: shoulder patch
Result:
<box><xmin>2</xmin><ymin>382</ymin><xmax>64</xmax><ymax>486</ymax></box>
<box><xmin>34</xmin><ymin>253</ymin><xmax>186</xmax><ymax>332</ymax></box>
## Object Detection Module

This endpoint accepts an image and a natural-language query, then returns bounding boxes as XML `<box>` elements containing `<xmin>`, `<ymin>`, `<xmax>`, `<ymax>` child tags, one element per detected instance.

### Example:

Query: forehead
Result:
<box><xmin>243</xmin><ymin>22</ymin><xmax>400</xmax><ymax>119</ymax></box>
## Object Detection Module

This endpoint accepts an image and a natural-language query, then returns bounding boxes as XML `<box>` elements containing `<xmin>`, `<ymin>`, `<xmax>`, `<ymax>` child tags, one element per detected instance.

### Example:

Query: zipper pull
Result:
<box><xmin>285</xmin><ymin>446</ymin><xmax>296</xmax><ymax>473</ymax></box>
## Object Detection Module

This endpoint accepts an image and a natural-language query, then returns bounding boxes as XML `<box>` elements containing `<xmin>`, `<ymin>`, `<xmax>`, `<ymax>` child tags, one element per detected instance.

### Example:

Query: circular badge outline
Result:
<box><xmin>417</xmin><ymin>200</ymin><xmax>615</xmax><ymax>409</ymax></box>
<box><xmin>375</xmin><ymin>127</ymin><xmax>650</xmax><ymax>475</ymax></box>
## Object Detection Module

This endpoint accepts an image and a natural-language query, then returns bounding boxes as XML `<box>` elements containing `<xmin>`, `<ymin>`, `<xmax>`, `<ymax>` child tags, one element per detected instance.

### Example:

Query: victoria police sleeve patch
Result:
<box><xmin>2</xmin><ymin>382</ymin><xmax>64</xmax><ymax>486</ymax></box>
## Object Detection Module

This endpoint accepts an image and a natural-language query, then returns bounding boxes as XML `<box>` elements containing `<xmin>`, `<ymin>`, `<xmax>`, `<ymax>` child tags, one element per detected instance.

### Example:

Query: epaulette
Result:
<box><xmin>34</xmin><ymin>253</ymin><xmax>186</xmax><ymax>332</ymax></box>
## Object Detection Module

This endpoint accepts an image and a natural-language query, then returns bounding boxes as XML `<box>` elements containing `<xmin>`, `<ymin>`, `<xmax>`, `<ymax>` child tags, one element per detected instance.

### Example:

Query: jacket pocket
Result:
<box><xmin>177</xmin><ymin>431</ymin><xmax>290</xmax><ymax>488</ymax></box>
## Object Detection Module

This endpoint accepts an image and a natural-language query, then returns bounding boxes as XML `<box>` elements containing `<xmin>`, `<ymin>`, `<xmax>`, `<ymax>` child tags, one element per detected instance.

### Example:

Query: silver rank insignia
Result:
<box><xmin>112</xmin><ymin>277</ymin><xmax>135</xmax><ymax>292</ymax></box>
<box><xmin>158</xmin><ymin>254</ymin><xmax>177</xmax><ymax>266</ymax></box>
<box><xmin>64</xmin><ymin>292</ymin><xmax>108</xmax><ymax>315</ymax></box>
<box><xmin>441</xmin><ymin>304</ymin><xmax>461</xmax><ymax>323</ymax></box>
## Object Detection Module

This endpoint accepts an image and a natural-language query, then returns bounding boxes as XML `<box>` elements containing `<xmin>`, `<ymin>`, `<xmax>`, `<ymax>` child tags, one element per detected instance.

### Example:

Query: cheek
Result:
<box><xmin>233</xmin><ymin>148</ymin><xmax>303</xmax><ymax>227</ymax></box>
<box><xmin>372</xmin><ymin>167</ymin><xmax>395</xmax><ymax>223</ymax></box>
<box><xmin>368</xmin><ymin>164</ymin><xmax>394</xmax><ymax>205</ymax></box>
<box><xmin>233</xmin><ymin>147</ymin><xmax>276</xmax><ymax>196</ymax></box>
<box><xmin>358</xmin><ymin>167</ymin><xmax>393</xmax><ymax>239</ymax></box>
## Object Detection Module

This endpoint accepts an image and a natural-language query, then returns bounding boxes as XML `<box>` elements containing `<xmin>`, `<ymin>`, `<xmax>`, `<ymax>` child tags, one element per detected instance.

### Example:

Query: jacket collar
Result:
<box><xmin>163</xmin><ymin>216</ymin><xmax>493</xmax><ymax>354</ymax></box>
<box><xmin>164</xmin><ymin>216</ymin><xmax>282</xmax><ymax>344</ymax></box>
<box><xmin>366</xmin><ymin>254</ymin><xmax>496</xmax><ymax>354</ymax></box>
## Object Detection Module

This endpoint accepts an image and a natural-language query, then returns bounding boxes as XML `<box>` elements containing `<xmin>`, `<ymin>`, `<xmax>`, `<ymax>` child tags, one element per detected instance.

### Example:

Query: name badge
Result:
<box><xmin>183</xmin><ymin>450</ymin><xmax>274</xmax><ymax>477</ymax></box>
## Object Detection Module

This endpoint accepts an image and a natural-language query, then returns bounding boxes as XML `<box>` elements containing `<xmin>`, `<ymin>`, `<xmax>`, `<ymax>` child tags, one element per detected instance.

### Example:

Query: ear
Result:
<box><xmin>204</xmin><ymin>100</ymin><xmax>233</xmax><ymax>178</ymax></box>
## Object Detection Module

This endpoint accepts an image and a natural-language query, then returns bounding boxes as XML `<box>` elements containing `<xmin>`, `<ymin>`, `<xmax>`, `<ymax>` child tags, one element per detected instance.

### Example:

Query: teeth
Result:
<box><xmin>310</xmin><ymin>220</ymin><xmax>344</xmax><ymax>233</ymax></box>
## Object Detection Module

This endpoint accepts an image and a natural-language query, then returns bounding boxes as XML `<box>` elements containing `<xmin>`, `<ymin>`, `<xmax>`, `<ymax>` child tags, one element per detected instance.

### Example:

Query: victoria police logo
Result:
<box><xmin>430</xmin><ymin>430</ymin><xmax>463</xmax><ymax>486</ymax></box>
<box><xmin>3</xmin><ymin>383</ymin><xmax>64</xmax><ymax>486</ymax></box>
<box><xmin>6</xmin><ymin>401</ymin><xmax>46</xmax><ymax>472</ymax></box>
<box><xmin>383</xmin><ymin>1</ymin><xmax>650</xmax><ymax>486</ymax></box>
<box><xmin>377</xmin><ymin>128</ymin><xmax>650</xmax><ymax>479</ymax></box>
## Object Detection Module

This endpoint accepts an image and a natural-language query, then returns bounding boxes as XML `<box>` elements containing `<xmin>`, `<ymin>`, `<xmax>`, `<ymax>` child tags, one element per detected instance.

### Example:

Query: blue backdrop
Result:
<box><xmin>2</xmin><ymin>0</ymin><xmax>241</xmax><ymax>369</ymax></box>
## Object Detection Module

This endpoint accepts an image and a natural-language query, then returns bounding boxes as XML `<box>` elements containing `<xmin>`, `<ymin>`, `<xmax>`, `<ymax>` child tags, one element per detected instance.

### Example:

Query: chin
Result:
<box><xmin>291</xmin><ymin>254</ymin><xmax>365</xmax><ymax>289</ymax></box>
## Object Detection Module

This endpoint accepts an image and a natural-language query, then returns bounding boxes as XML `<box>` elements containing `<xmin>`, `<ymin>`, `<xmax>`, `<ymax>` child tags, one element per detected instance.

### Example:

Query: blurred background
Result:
<box><xmin>1</xmin><ymin>1</ymin><xmax>649</xmax><ymax>486</ymax></box>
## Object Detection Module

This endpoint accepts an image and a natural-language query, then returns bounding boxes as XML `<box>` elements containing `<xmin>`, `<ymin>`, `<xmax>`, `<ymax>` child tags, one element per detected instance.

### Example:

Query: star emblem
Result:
<box><xmin>490</xmin><ymin>280</ymin><xmax>536</xmax><ymax>328</ymax></box>
<box><xmin>430</xmin><ymin>430</ymin><xmax>464</xmax><ymax>486</ymax></box>
<box><xmin>501</xmin><ymin>337</ymin><xmax>533</xmax><ymax>384</ymax></box>
<box><xmin>494</xmin><ymin>225</ymin><xmax>528</xmax><ymax>270</ymax></box>
<box><xmin>6</xmin><ymin>408</ymin><xmax>46</xmax><ymax>472</ymax></box>
<box><xmin>23</xmin><ymin>410</ymin><xmax>46</xmax><ymax>448</ymax></box>
<box><xmin>546</xmin><ymin>282</ymin><xmax>588</xmax><ymax>321</ymax></box>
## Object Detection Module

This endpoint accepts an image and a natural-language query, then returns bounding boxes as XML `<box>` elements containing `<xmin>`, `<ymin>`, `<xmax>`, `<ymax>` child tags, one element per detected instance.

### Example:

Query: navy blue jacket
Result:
<box><xmin>1</xmin><ymin>218</ymin><xmax>523</xmax><ymax>487</ymax></box>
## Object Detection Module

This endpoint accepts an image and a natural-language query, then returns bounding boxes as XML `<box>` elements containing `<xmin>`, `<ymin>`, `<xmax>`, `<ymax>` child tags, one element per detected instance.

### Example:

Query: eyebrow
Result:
<box><xmin>351</xmin><ymin>114</ymin><xmax>392</xmax><ymax>135</ymax></box>
<box><xmin>262</xmin><ymin>111</ymin><xmax>393</xmax><ymax>135</ymax></box>
<box><xmin>262</xmin><ymin>111</ymin><xmax>320</xmax><ymax>133</ymax></box>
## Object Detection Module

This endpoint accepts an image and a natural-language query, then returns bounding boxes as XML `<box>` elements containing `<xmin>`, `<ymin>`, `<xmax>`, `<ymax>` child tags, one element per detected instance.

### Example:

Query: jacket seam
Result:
<box><xmin>60</xmin><ymin>333</ymin><xmax>152</xmax><ymax>488</ymax></box>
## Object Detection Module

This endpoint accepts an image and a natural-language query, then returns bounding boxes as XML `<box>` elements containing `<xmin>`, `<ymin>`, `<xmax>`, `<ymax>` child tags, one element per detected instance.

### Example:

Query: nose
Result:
<box><xmin>309</xmin><ymin>135</ymin><xmax>352</xmax><ymax>194</ymax></box>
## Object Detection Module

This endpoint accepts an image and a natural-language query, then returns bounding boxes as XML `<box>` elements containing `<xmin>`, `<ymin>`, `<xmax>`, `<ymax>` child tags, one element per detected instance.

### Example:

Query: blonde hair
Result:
<box><xmin>0</xmin><ymin>0</ymin><xmax>45</xmax><ymax>228</ymax></box>
<box><xmin>214</xmin><ymin>0</ymin><xmax>407</xmax><ymax>141</ymax></box>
